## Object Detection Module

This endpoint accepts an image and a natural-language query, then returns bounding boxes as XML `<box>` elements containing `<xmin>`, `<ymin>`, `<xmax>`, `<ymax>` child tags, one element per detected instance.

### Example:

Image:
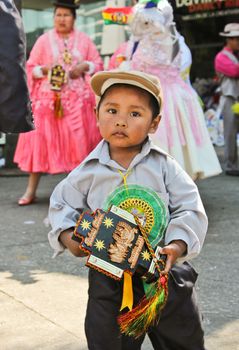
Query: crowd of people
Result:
<box><xmin>1</xmin><ymin>0</ymin><xmax>238</xmax><ymax>349</ymax></box>
<box><xmin>9</xmin><ymin>0</ymin><xmax>239</xmax><ymax>206</ymax></box>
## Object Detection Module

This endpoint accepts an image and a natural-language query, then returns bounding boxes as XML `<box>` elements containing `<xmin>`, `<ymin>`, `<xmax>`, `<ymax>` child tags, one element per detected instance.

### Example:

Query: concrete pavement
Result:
<box><xmin>0</xmin><ymin>159</ymin><xmax>239</xmax><ymax>350</ymax></box>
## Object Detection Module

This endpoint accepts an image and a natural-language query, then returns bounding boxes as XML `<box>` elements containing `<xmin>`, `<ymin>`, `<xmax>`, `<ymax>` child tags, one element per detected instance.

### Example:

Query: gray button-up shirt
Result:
<box><xmin>48</xmin><ymin>138</ymin><xmax>208</xmax><ymax>261</ymax></box>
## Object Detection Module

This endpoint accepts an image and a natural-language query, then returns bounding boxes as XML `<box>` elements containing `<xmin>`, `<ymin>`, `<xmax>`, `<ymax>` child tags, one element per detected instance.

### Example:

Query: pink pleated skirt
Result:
<box><xmin>14</xmin><ymin>89</ymin><xmax>101</xmax><ymax>174</ymax></box>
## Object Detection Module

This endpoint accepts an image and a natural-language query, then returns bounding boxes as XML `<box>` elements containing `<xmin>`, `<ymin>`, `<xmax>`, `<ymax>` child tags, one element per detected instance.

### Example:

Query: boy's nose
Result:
<box><xmin>115</xmin><ymin>120</ymin><xmax>127</xmax><ymax>127</ymax></box>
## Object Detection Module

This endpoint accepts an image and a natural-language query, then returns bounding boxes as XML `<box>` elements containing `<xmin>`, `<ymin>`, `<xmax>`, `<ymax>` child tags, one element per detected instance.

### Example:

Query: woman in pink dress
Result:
<box><xmin>14</xmin><ymin>0</ymin><xmax>103</xmax><ymax>205</ymax></box>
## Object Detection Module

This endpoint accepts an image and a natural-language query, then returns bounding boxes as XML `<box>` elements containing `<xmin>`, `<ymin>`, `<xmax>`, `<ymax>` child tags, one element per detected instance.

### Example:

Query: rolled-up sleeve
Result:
<box><xmin>164</xmin><ymin>168</ymin><xmax>208</xmax><ymax>261</ymax></box>
<box><xmin>48</xmin><ymin>177</ymin><xmax>87</xmax><ymax>257</ymax></box>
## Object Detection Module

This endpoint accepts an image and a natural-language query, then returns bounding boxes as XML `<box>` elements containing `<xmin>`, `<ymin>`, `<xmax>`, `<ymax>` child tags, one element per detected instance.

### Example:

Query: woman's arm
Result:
<box><xmin>69</xmin><ymin>32</ymin><xmax>103</xmax><ymax>79</ymax></box>
<box><xmin>26</xmin><ymin>33</ymin><xmax>51</xmax><ymax>92</ymax></box>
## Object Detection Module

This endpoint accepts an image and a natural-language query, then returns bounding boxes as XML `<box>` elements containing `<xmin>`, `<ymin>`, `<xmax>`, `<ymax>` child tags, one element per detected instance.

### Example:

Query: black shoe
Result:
<box><xmin>225</xmin><ymin>170</ymin><xmax>239</xmax><ymax>176</ymax></box>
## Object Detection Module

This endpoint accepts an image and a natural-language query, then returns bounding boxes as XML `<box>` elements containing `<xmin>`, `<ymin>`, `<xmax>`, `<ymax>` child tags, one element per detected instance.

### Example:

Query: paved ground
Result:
<box><xmin>0</xmin><ymin>152</ymin><xmax>239</xmax><ymax>349</ymax></box>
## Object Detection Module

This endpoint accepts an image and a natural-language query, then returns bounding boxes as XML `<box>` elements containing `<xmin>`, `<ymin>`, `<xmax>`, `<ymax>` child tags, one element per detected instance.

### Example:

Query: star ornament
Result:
<box><xmin>103</xmin><ymin>217</ymin><xmax>114</xmax><ymax>228</ymax></box>
<box><xmin>94</xmin><ymin>239</ymin><xmax>106</xmax><ymax>251</ymax></box>
<box><xmin>141</xmin><ymin>250</ymin><xmax>151</xmax><ymax>261</ymax></box>
<box><xmin>80</xmin><ymin>219</ymin><xmax>91</xmax><ymax>231</ymax></box>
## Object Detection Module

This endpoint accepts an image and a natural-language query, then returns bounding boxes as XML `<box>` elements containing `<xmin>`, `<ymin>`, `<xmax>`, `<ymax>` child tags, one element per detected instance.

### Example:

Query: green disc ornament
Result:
<box><xmin>103</xmin><ymin>184</ymin><xmax>168</xmax><ymax>248</ymax></box>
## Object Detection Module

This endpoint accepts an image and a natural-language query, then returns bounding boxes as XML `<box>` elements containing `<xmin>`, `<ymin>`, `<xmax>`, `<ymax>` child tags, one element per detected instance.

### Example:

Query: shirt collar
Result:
<box><xmin>83</xmin><ymin>137</ymin><xmax>170</xmax><ymax>169</ymax></box>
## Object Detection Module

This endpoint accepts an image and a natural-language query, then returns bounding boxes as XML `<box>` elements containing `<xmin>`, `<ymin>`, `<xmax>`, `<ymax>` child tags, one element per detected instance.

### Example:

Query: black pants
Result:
<box><xmin>85</xmin><ymin>262</ymin><xmax>206</xmax><ymax>350</ymax></box>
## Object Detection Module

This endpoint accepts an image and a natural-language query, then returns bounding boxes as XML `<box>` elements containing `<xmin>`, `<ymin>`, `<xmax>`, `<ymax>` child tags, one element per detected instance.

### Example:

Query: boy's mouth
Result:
<box><xmin>113</xmin><ymin>132</ymin><xmax>127</xmax><ymax>137</ymax></box>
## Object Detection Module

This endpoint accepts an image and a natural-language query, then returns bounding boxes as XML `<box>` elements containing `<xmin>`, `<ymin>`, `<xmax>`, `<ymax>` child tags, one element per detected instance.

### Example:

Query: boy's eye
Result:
<box><xmin>130</xmin><ymin>111</ymin><xmax>141</xmax><ymax>118</ymax></box>
<box><xmin>107</xmin><ymin>108</ymin><xmax>117</xmax><ymax>114</ymax></box>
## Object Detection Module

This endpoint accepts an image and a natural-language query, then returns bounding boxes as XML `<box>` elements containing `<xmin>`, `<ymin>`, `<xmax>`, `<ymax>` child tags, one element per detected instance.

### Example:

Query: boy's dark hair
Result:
<box><xmin>97</xmin><ymin>83</ymin><xmax>160</xmax><ymax>119</ymax></box>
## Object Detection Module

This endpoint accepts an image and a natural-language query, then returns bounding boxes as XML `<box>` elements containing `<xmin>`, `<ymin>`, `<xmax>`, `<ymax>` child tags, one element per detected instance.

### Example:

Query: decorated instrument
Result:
<box><xmin>72</xmin><ymin>183</ymin><xmax>170</xmax><ymax>338</ymax></box>
<box><xmin>72</xmin><ymin>205</ymin><xmax>164</xmax><ymax>281</ymax></box>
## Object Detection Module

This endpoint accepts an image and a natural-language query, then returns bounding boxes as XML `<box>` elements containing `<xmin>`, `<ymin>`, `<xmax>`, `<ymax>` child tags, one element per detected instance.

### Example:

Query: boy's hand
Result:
<box><xmin>159</xmin><ymin>240</ymin><xmax>187</xmax><ymax>274</ymax></box>
<box><xmin>59</xmin><ymin>229</ymin><xmax>87</xmax><ymax>257</ymax></box>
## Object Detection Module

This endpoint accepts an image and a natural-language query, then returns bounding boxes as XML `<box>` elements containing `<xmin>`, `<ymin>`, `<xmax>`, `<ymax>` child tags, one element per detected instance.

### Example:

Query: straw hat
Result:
<box><xmin>219</xmin><ymin>23</ymin><xmax>239</xmax><ymax>37</ymax></box>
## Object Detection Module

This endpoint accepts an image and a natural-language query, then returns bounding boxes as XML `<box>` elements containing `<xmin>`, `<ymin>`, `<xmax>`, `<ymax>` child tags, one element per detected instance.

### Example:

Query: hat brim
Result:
<box><xmin>91</xmin><ymin>70</ymin><xmax>162</xmax><ymax>112</ymax></box>
<box><xmin>52</xmin><ymin>1</ymin><xmax>79</xmax><ymax>9</ymax></box>
<box><xmin>219</xmin><ymin>31</ymin><xmax>239</xmax><ymax>37</ymax></box>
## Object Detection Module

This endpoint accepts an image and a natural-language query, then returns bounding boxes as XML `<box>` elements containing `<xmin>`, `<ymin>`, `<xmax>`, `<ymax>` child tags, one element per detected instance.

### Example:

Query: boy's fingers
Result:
<box><xmin>159</xmin><ymin>247</ymin><xmax>168</xmax><ymax>255</ymax></box>
<box><xmin>158</xmin><ymin>248</ymin><xmax>176</xmax><ymax>274</ymax></box>
<box><xmin>161</xmin><ymin>255</ymin><xmax>173</xmax><ymax>274</ymax></box>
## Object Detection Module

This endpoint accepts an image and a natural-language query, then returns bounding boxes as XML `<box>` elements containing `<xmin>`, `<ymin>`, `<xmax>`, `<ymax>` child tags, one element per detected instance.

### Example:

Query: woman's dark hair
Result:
<box><xmin>54</xmin><ymin>7</ymin><xmax>76</xmax><ymax>19</ymax></box>
<box><xmin>97</xmin><ymin>84</ymin><xmax>160</xmax><ymax>119</ymax></box>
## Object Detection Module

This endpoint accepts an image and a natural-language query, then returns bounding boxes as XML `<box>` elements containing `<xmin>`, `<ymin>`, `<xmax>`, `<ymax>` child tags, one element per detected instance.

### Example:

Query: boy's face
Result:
<box><xmin>96</xmin><ymin>85</ymin><xmax>161</xmax><ymax>153</ymax></box>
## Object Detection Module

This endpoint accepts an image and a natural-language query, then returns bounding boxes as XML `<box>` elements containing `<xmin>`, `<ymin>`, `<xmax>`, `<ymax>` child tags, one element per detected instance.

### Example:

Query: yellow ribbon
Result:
<box><xmin>118</xmin><ymin>169</ymin><xmax>131</xmax><ymax>195</ymax></box>
<box><xmin>120</xmin><ymin>271</ymin><xmax>134</xmax><ymax>311</ymax></box>
<box><xmin>118</xmin><ymin>169</ymin><xmax>133</xmax><ymax>310</ymax></box>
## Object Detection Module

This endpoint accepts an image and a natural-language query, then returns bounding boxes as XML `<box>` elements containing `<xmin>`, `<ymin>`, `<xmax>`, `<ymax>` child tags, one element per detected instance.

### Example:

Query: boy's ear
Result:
<box><xmin>149</xmin><ymin>114</ymin><xmax>161</xmax><ymax>133</ymax></box>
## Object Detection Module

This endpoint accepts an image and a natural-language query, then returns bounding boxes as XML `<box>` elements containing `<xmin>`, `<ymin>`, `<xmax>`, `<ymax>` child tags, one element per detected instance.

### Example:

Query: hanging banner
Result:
<box><xmin>170</xmin><ymin>0</ymin><xmax>239</xmax><ymax>20</ymax></box>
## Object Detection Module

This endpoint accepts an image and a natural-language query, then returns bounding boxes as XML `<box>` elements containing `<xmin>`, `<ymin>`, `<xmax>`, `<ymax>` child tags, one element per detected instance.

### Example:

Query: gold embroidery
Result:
<box><xmin>128</xmin><ymin>236</ymin><xmax>145</xmax><ymax>269</ymax></box>
<box><xmin>63</xmin><ymin>49</ymin><xmax>72</xmax><ymax>64</ymax></box>
<box><xmin>85</xmin><ymin>227</ymin><xmax>98</xmax><ymax>247</ymax></box>
<box><xmin>85</xmin><ymin>211</ymin><xmax>104</xmax><ymax>247</ymax></box>
<box><xmin>92</xmin><ymin>210</ymin><xmax>105</xmax><ymax>229</ymax></box>
<box><xmin>108</xmin><ymin>221</ymin><xmax>138</xmax><ymax>264</ymax></box>
<box><xmin>62</xmin><ymin>38</ymin><xmax>72</xmax><ymax>64</ymax></box>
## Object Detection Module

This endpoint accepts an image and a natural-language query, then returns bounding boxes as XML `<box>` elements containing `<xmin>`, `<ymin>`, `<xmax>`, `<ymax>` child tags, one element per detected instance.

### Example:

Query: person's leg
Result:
<box><xmin>85</xmin><ymin>270</ymin><xmax>145</xmax><ymax>350</ymax></box>
<box><xmin>223</xmin><ymin>97</ymin><xmax>239</xmax><ymax>172</ymax></box>
<box><xmin>18</xmin><ymin>172</ymin><xmax>41</xmax><ymax>205</ymax></box>
<box><xmin>147</xmin><ymin>262</ymin><xmax>206</xmax><ymax>350</ymax></box>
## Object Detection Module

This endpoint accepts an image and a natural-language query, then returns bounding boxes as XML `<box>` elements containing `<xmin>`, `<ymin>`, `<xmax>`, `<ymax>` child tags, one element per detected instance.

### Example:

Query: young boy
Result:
<box><xmin>48</xmin><ymin>70</ymin><xmax>208</xmax><ymax>350</ymax></box>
